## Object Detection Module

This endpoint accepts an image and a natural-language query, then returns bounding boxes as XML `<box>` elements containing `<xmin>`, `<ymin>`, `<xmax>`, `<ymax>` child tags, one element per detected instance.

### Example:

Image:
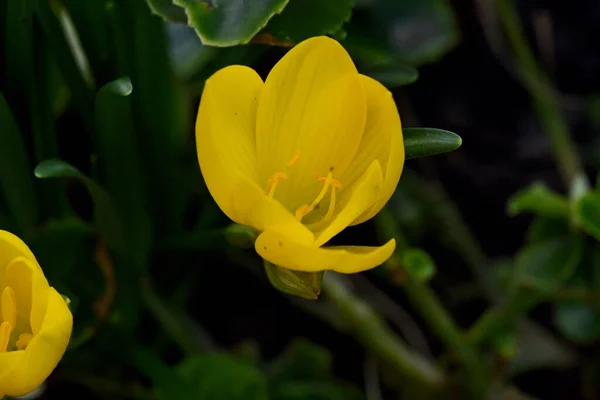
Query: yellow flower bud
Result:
<box><xmin>0</xmin><ymin>230</ymin><xmax>73</xmax><ymax>398</ymax></box>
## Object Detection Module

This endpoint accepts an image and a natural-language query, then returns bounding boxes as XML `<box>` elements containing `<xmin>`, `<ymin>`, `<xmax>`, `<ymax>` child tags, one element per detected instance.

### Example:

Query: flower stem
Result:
<box><xmin>496</xmin><ymin>0</ymin><xmax>584</xmax><ymax>187</ymax></box>
<box><xmin>321</xmin><ymin>274</ymin><xmax>445</xmax><ymax>398</ymax></box>
<box><xmin>375</xmin><ymin>210</ymin><xmax>490</xmax><ymax>398</ymax></box>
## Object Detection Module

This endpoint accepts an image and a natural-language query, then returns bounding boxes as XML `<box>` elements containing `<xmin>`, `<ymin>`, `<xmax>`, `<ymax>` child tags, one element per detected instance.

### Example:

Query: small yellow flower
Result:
<box><xmin>196</xmin><ymin>36</ymin><xmax>404</xmax><ymax>273</ymax></box>
<box><xmin>0</xmin><ymin>230</ymin><xmax>73</xmax><ymax>397</ymax></box>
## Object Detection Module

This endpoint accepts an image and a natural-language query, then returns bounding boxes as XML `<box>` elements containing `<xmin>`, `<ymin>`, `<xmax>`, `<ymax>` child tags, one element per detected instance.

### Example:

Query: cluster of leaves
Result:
<box><xmin>507</xmin><ymin>177</ymin><xmax>600</xmax><ymax>343</ymax></box>
<box><xmin>0</xmin><ymin>0</ymin><xmax>462</xmax><ymax>398</ymax></box>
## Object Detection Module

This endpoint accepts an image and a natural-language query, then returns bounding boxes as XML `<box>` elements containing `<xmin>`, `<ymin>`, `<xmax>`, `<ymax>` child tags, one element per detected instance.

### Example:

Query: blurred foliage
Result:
<box><xmin>2</xmin><ymin>0</ymin><xmax>600</xmax><ymax>399</ymax></box>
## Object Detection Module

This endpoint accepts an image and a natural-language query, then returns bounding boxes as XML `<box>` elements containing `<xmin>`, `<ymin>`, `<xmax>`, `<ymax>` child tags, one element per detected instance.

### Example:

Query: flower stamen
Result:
<box><xmin>295</xmin><ymin>172</ymin><xmax>342</xmax><ymax>222</ymax></box>
<box><xmin>266</xmin><ymin>172</ymin><xmax>288</xmax><ymax>197</ymax></box>
<box><xmin>323</xmin><ymin>186</ymin><xmax>337</xmax><ymax>222</ymax></box>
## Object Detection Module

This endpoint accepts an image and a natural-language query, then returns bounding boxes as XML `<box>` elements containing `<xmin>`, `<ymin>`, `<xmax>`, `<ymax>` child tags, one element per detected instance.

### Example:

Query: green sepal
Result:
<box><xmin>225</xmin><ymin>224</ymin><xmax>258</xmax><ymax>249</ymax></box>
<box><xmin>264</xmin><ymin>261</ymin><xmax>323</xmax><ymax>300</ymax></box>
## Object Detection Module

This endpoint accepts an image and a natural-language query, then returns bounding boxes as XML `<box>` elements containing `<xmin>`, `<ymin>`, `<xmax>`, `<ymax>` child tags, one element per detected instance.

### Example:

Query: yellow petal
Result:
<box><xmin>310</xmin><ymin>160</ymin><xmax>383</xmax><ymax>247</ymax></box>
<box><xmin>341</xmin><ymin>75</ymin><xmax>405</xmax><ymax>225</ymax></box>
<box><xmin>0</xmin><ymin>231</ymin><xmax>39</xmax><ymax>281</ymax></box>
<box><xmin>196</xmin><ymin>65</ymin><xmax>263</xmax><ymax>224</ymax></box>
<box><xmin>233</xmin><ymin>174</ymin><xmax>314</xmax><ymax>245</ymax></box>
<box><xmin>256</xmin><ymin>229</ymin><xmax>395</xmax><ymax>273</ymax></box>
<box><xmin>2</xmin><ymin>257</ymin><xmax>50</xmax><ymax>335</ymax></box>
<box><xmin>277</xmin><ymin>74</ymin><xmax>367</xmax><ymax>211</ymax></box>
<box><xmin>0</xmin><ymin>288</ymin><xmax>72</xmax><ymax>397</ymax></box>
<box><xmin>256</xmin><ymin>36</ymin><xmax>358</xmax><ymax>182</ymax></box>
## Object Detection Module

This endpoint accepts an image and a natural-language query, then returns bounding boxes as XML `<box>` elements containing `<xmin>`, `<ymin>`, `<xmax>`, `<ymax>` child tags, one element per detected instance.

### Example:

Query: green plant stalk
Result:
<box><xmin>418</xmin><ymin>177</ymin><xmax>501</xmax><ymax>301</ymax></box>
<box><xmin>225</xmin><ymin>243</ymin><xmax>444</xmax><ymax>397</ymax></box>
<box><xmin>496</xmin><ymin>0</ymin><xmax>583</xmax><ymax>187</ymax></box>
<box><xmin>321</xmin><ymin>274</ymin><xmax>445</xmax><ymax>398</ymax></box>
<box><xmin>468</xmin><ymin>290</ymin><xmax>538</xmax><ymax>345</ymax></box>
<box><xmin>376</xmin><ymin>211</ymin><xmax>489</xmax><ymax>398</ymax></box>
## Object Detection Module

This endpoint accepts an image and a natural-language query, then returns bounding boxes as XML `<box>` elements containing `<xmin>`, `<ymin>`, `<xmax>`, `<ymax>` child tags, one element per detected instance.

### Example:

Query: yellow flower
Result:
<box><xmin>0</xmin><ymin>230</ymin><xmax>73</xmax><ymax>397</ymax></box>
<box><xmin>196</xmin><ymin>36</ymin><xmax>404</xmax><ymax>273</ymax></box>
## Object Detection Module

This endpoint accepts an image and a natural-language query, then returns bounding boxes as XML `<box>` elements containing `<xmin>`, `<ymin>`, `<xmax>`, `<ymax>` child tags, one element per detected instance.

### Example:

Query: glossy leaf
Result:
<box><xmin>576</xmin><ymin>192</ymin><xmax>600</xmax><ymax>241</ymax></box>
<box><xmin>515</xmin><ymin>235</ymin><xmax>584</xmax><ymax>294</ymax></box>
<box><xmin>403</xmin><ymin>128</ymin><xmax>462</xmax><ymax>159</ymax></box>
<box><xmin>173</xmin><ymin>0</ymin><xmax>289</xmax><ymax>46</ymax></box>
<box><xmin>402</xmin><ymin>248</ymin><xmax>436</xmax><ymax>283</ymax></box>
<box><xmin>174</xmin><ymin>355</ymin><xmax>269</xmax><ymax>400</ymax></box>
<box><xmin>264</xmin><ymin>261</ymin><xmax>323</xmax><ymax>300</ymax></box>
<box><xmin>0</xmin><ymin>91</ymin><xmax>38</xmax><ymax>234</ymax></box>
<box><xmin>34</xmin><ymin>159</ymin><xmax>125</xmax><ymax>252</ymax></box>
<box><xmin>258</xmin><ymin>0</ymin><xmax>352</xmax><ymax>44</ymax></box>
<box><xmin>363</xmin><ymin>63</ymin><xmax>419</xmax><ymax>88</ymax></box>
<box><xmin>146</xmin><ymin>0</ymin><xmax>187</xmax><ymax>22</ymax></box>
<box><xmin>507</xmin><ymin>182</ymin><xmax>569</xmax><ymax>218</ymax></box>
<box><xmin>554</xmin><ymin>302</ymin><xmax>600</xmax><ymax>343</ymax></box>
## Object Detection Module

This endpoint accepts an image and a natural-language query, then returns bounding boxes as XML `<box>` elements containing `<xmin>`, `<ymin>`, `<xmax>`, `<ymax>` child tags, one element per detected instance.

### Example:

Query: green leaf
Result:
<box><xmin>34</xmin><ymin>159</ymin><xmax>125</xmax><ymax>252</ymax></box>
<box><xmin>342</xmin><ymin>0</ymin><xmax>459</xmax><ymax>66</ymax></box>
<box><xmin>268</xmin><ymin>338</ymin><xmax>332</xmax><ymax>382</ymax></box>
<box><xmin>94</xmin><ymin>76</ymin><xmax>152</xmax><ymax>264</ymax></box>
<box><xmin>362</xmin><ymin>63</ymin><xmax>419</xmax><ymax>88</ymax></box>
<box><xmin>525</xmin><ymin>217</ymin><xmax>569</xmax><ymax>244</ymax></box>
<box><xmin>554</xmin><ymin>302</ymin><xmax>600</xmax><ymax>343</ymax></box>
<box><xmin>4</xmin><ymin>0</ymin><xmax>71</xmax><ymax>218</ymax></box>
<box><xmin>146</xmin><ymin>0</ymin><xmax>187</xmax><ymax>22</ymax></box>
<box><xmin>115</xmin><ymin>0</ymin><xmax>188</xmax><ymax>235</ymax></box>
<box><xmin>507</xmin><ymin>182</ymin><xmax>569</xmax><ymax>218</ymax></box>
<box><xmin>264</xmin><ymin>261</ymin><xmax>323</xmax><ymax>300</ymax></box>
<box><xmin>401</xmin><ymin>248</ymin><xmax>436</xmax><ymax>283</ymax></box>
<box><xmin>173</xmin><ymin>0</ymin><xmax>289</xmax><ymax>46</ymax></box>
<box><xmin>515</xmin><ymin>234</ymin><xmax>584</xmax><ymax>294</ymax></box>
<box><xmin>33</xmin><ymin>0</ymin><xmax>95</xmax><ymax>126</ymax></box>
<box><xmin>0</xmin><ymin>91</ymin><xmax>38</xmax><ymax>234</ymax></box>
<box><xmin>576</xmin><ymin>192</ymin><xmax>600</xmax><ymax>241</ymax></box>
<box><xmin>174</xmin><ymin>354</ymin><xmax>268</xmax><ymax>400</ymax></box>
<box><xmin>403</xmin><ymin>128</ymin><xmax>462</xmax><ymax>159</ymax></box>
<box><xmin>259</xmin><ymin>0</ymin><xmax>352</xmax><ymax>44</ymax></box>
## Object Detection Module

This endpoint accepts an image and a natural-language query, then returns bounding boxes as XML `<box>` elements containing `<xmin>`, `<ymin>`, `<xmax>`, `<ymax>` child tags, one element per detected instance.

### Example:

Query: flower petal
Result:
<box><xmin>276</xmin><ymin>74</ymin><xmax>367</xmax><ymax>212</ymax></box>
<box><xmin>256</xmin><ymin>36</ymin><xmax>358</xmax><ymax>182</ymax></box>
<box><xmin>196</xmin><ymin>65</ymin><xmax>263</xmax><ymax>224</ymax></box>
<box><xmin>340</xmin><ymin>75</ymin><xmax>404</xmax><ymax>225</ymax></box>
<box><xmin>2</xmin><ymin>257</ymin><xmax>50</xmax><ymax>334</ymax></box>
<box><xmin>310</xmin><ymin>160</ymin><xmax>383</xmax><ymax>247</ymax></box>
<box><xmin>256</xmin><ymin>229</ymin><xmax>395</xmax><ymax>273</ymax></box>
<box><xmin>233</xmin><ymin>174</ymin><xmax>314</xmax><ymax>245</ymax></box>
<box><xmin>0</xmin><ymin>288</ymin><xmax>72</xmax><ymax>397</ymax></box>
<box><xmin>0</xmin><ymin>231</ymin><xmax>39</xmax><ymax>281</ymax></box>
